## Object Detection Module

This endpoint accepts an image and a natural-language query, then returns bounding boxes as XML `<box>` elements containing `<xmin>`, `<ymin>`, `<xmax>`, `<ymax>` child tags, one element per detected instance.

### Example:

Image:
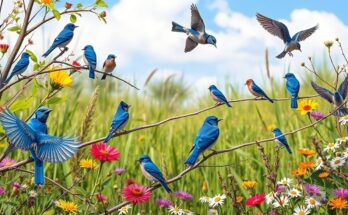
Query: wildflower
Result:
<box><xmin>202</xmin><ymin>180</ymin><xmax>208</xmax><ymax>192</ymax></box>
<box><xmin>266</xmin><ymin>192</ymin><xmax>275</xmax><ymax>204</ymax></box>
<box><xmin>245</xmin><ymin>193</ymin><xmax>265</xmax><ymax>207</ymax></box>
<box><xmin>272</xmin><ymin>195</ymin><xmax>289</xmax><ymax>208</ymax></box>
<box><xmin>122</xmin><ymin>184</ymin><xmax>151</xmax><ymax>204</ymax></box>
<box><xmin>297</xmin><ymin>148</ymin><xmax>315</xmax><ymax>157</ymax></box>
<box><xmin>209</xmin><ymin>194</ymin><xmax>226</xmax><ymax>208</ymax></box>
<box><xmin>50</xmin><ymin>69</ymin><xmax>73</xmax><ymax>88</ymax></box>
<box><xmin>310</xmin><ymin>111</ymin><xmax>325</xmax><ymax>120</ymax></box>
<box><xmin>126</xmin><ymin>178</ymin><xmax>135</xmax><ymax>186</ymax></box>
<box><xmin>28</xmin><ymin>190</ymin><xmax>37</xmax><ymax>198</ymax></box>
<box><xmin>330</xmin><ymin>157</ymin><xmax>345</xmax><ymax>169</ymax></box>
<box><xmin>305</xmin><ymin>196</ymin><xmax>321</xmax><ymax>208</ymax></box>
<box><xmin>138</xmin><ymin>135</ymin><xmax>145</xmax><ymax>143</ymax></box>
<box><xmin>176</xmin><ymin>191</ymin><xmax>193</xmax><ymax>201</ymax></box>
<box><xmin>156</xmin><ymin>198</ymin><xmax>172</xmax><ymax>208</ymax></box>
<box><xmin>114</xmin><ymin>167</ymin><xmax>125</xmax><ymax>175</ymax></box>
<box><xmin>56</xmin><ymin>199</ymin><xmax>78</xmax><ymax>213</ymax></box>
<box><xmin>183</xmin><ymin>209</ymin><xmax>194</xmax><ymax>215</ymax></box>
<box><xmin>277</xmin><ymin>177</ymin><xmax>292</xmax><ymax>186</ymax></box>
<box><xmin>65</xmin><ymin>2</ymin><xmax>72</xmax><ymax>9</ymax></box>
<box><xmin>241</xmin><ymin>181</ymin><xmax>257</xmax><ymax>189</ymax></box>
<box><xmin>267</xmin><ymin>124</ymin><xmax>276</xmax><ymax>131</ymax></box>
<box><xmin>299</xmin><ymin>161</ymin><xmax>314</xmax><ymax>169</ymax></box>
<box><xmin>72</xmin><ymin>60</ymin><xmax>81</xmax><ymax>72</ymax></box>
<box><xmin>319</xmin><ymin>172</ymin><xmax>330</xmax><ymax>178</ymax></box>
<box><xmin>324</xmin><ymin>142</ymin><xmax>339</xmax><ymax>152</ymax></box>
<box><xmin>96</xmin><ymin>193</ymin><xmax>108</xmax><ymax>203</ymax></box>
<box><xmin>90</xmin><ymin>143</ymin><xmax>120</xmax><ymax>162</ymax></box>
<box><xmin>79</xmin><ymin>159</ymin><xmax>98</xmax><ymax>169</ymax></box>
<box><xmin>100</xmin><ymin>11</ymin><xmax>107</xmax><ymax>18</ymax></box>
<box><xmin>293</xmin><ymin>206</ymin><xmax>310</xmax><ymax>215</ymax></box>
<box><xmin>292</xmin><ymin>168</ymin><xmax>307</xmax><ymax>177</ymax></box>
<box><xmin>199</xmin><ymin>196</ymin><xmax>210</xmax><ymax>203</ymax></box>
<box><xmin>329</xmin><ymin>197</ymin><xmax>347</xmax><ymax>209</ymax></box>
<box><xmin>118</xmin><ymin>205</ymin><xmax>131</xmax><ymax>215</ymax></box>
<box><xmin>168</xmin><ymin>205</ymin><xmax>184</xmax><ymax>215</ymax></box>
<box><xmin>336</xmin><ymin>136</ymin><xmax>348</xmax><ymax>144</ymax></box>
<box><xmin>334</xmin><ymin>188</ymin><xmax>348</xmax><ymax>198</ymax></box>
<box><xmin>0</xmin><ymin>187</ymin><xmax>5</xmax><ymax>195</ymax></box>
<box><xmin>315</xmin><ymin>157</ymin><xmax>324</xmax><ymax>170</ymax></box>
<box><xmin>28</xmin><ymin>38</ymin><xmax>33</xmax><ymax>45</ymax></box>
<box><xmin>0</xmin><ymin>44</ymin><xmax>9</xmax><ymax>54</ymax></box>
<box><xmin>236</xmin><ymin>196</ymin><xmax>243</xmax><ymax>203</ymax></box>
<box><xmin>339</xmin><ymin>115</ymin><xmax>348</xmax><ymax>125</ymax></box>
<box><xmin>296</xmin><ymin>99</ymin><xmax>318</xmax><ymax>115</ymax></box>
<box><xmin>287</xmin><ymin>188</ymin><xmax>301</xmax><ymax>198</ymax></box>
<box><xmin>304</xmin><ymin>184</ymin><xmax>321</xmax><ymax>195</ymax></box>
<box><xmin>276</xmin><ymin>185</ymin><xmax>285</xmax><ymax>193</ymax></box>
<box><xmin>208</xmin><ymin>209</ymin><xmax>218</xmax><ymax>215</ymax></box>
<box><xmin>324</xmin><ymin>40</ymin><xmax>334</xmax><ymax>48</ymax></box>
<box><xmin>343</xmin><ymin>148</ymin><xmax>348</xmax><ymax>158</ymax></box>
<box><xmin>11</xmin><ymin>182</ymin><xmax>21</xmax><ymax>189</ymax></box>
<box><xmin>0</xmin><ymin>157</ymin><xmax>16</xmax><ymax>167</ymax></box>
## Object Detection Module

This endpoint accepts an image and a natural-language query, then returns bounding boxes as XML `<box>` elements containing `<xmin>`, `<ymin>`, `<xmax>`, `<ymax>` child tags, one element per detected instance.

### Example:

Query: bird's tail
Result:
<box><xmin>284</xmin><ymin>145</ymin><xmax>292</xmax><ymax>154</ymax></box>
<box><xmin>159</xmin><ymin>179</ymin><xmax>172</xmax><ymax>193</ymax></box>
<box><xmin>171</xmin><ymin>22</ymin><xmax>186</xmax><ymax>33</ymax></box>
<box><xmin>30</xmin><ymin>149</ymin><xmax>45</xmax><ymax>185</ymax></box>
<box><xmin>104</xmin><ymin>128</ymin><xmax>116</xmax><ymax>144</ymax></box>
<box><xmin>89</xmin><ymin>65</ymin><xmax>95</xmax><ymax>79</ymax></box>
<box><xmin>276</xmin><ymin>51</ymin><xmax>287</xmax><ymax>59</ymax></box>
<box><xmin>0</xmin><ymin>144</ymin><xmax>16</xmax><ymax>162</ymax></box>
<box><xmin>264</xmin><ymin>95</ymin><xmax>274</xmax><ymax>103</ymax></box>
<box><xmin>184</xmin><ymin>147</ymin><xmax>200</xmax><ymax>166</ymax></box>
<box><xmin>42</xmin><ymin>46</ymin><xmax>55</xmax><ymax>58</ymax></box>
<box><xmin>101</xmin><ymin>73</ymin><xmax>107</xmax><ymax>80</ymax></box>
<box><xmin>3</xmin><ymin>73</ymin><xmax>14</xmax><ymax>84</ymax></box>
<box><xmin>225</xmin><ymin>102</ymin><xmax>232</xmax><ymax>107</ymax></box>
<box><xmin>291</xmin><ymin>96</ymin><xmax>298</xmax><ymax>108</ymax></box>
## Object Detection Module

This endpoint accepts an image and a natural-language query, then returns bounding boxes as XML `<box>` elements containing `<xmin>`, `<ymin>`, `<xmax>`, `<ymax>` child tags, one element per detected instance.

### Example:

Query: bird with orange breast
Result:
<box><xmin>101</xmin><ymin>54</ymin><xmax>116</xmax><ymax>80</ymax></box>
<box><xmin>245</xmin><ymin>79</ymin><xmax>273</xmax><ymax>103</ymax></box>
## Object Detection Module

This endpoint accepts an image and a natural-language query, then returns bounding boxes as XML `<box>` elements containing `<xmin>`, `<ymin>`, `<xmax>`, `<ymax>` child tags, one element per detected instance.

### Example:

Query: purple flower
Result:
<box><xmin>310</xmin><ymin>111</ymin><xmax>325</xmax><ymax>120</ymax></box>
<box><xmin>304</xmin><ymin>184</ymin><xmax>321</xmax><ymax>195</ymax></box>
<box><xmin>276</xmin><ymin>185</ymin><xmax>285</xmax><ymax>193</ymax></box>
<box><xmin>0</xmin><ymin>186</ymin><xmax>6</xmax><ymax>195</ymax></box>
<box><xmin>156</xmin><ymin>198</ymin><xmax>172</xmax><ymax>208</ymax></box>
<box><xmin>269</xmin><ymin>210</ymin><xmax>277</xmax><ymax>215</ymax></box>
<box><xmin>11</xmin><ymin>182</ymin><xmax>21</xmax><ymax>189</ymax></box>
<box><xmin>0</xmin><ymin>157</ymin><xmax>16</xmax><ymax>167</ymax></box>
<box><xmin>175</xmin><ymin>191</ymin><xmax>193</xmax><ymax>201</ymax></box>
<box><xmin>334</xmin><ymin>188</ymin><xmax>348</xmax><ymax>198</ymax></box>
<box><xmin>114</xmin><ymin>167</ymin><xmax>125</xmax><ymax>175</ymax></box>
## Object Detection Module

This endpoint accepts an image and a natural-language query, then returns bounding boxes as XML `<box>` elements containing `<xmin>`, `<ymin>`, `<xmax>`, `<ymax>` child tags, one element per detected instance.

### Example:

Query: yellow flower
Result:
<box><xmin>267</xmin><ymin>124</ymin><xmax>276</xmax><ymax>131</ymax></box>
<box><xmin>138</xmin><ymin>135</ymin><xmax>145</xmax><ymax>143</ymax></box>
<box><xmin>241</xmin><ymin>181</ymin><xmax>257</xmax><ymax>189</ymax></box>
<box><xmin>236</xmin><ymin>196</ymin><xmax>243</xmax><ymax>203</ymax></box>
<box><xmin>297</xmin><ymin>148</ymin><xmax>316</xmax><ymax>157</ymax></box>
<box><xmin>329</xmin><ymin>197</ymin><xmax>347</xmax><ymax>209</ymax></box>
<box><xmin>56</xmin><ymin>199</ymin><xmax>78</xmax><ymax>213</ymax></box>
<box><xmin>79</xmin><ymin>159</ymin><xmax>97</xmax><ymax>169</ymax></box>
<box><xmin>297</xmin><ymin>99</ymin><xmax>318</xmax><ymax>115</ymax></box>
<box><xmin>49</xmin><ymin>67</ymin><xmax>72</xmax><ymax>88</ymax></box>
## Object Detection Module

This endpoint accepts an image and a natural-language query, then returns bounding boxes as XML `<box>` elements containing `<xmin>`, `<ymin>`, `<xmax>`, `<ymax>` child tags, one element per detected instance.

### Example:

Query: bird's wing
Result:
<box><xmin>36</xmin><ymin>134</ymin><xmax>79</xmax><ymax>163</ymax></box>
<box><xmin>275</xmin><ymin>132</ymin><xmax>288</xmax><ymax>145</ymax></box>
<box><xmin>190</xmin><ymin>4</ymin><xmax>205</xmax><ymax>32</ymax></box>
<box><xmin>12</xmin><ymin>58</ymin><xmax>29</xmax><ymax>74</ymax></box>
<box><xmin>286</xmin><ymin>78</ymin><xmax>300</xmax><ymax>94</ymax></box>
<box><xmin>111</xmin><ymin>112</ymin><xmax>129</xmax><ymax>129</ymax></box>
<box><xmin>195</xmin><ymin>126</ymin><xmax>219</xmax><ymax>150</ymax></box>
<box><xmin>311</xmin><ymin>81</ymin><xmax>334</xmax><ymax>103</ymax></box>
<box><xmin>292</xmin><ymin>25</ymin><xmax>318</xmax><ymax>42</ymax></box>
<box><xmin>143</xmin><ymin>162</ymin><xmax>165</xmax><ymax>181</ymax></box>
<box><xmin>212</xmin><ymin>89</ymin><xmax>228</xmax><ymax>103</ymax></box>
<box><xmin>0</xmin><ymin>108</ymin><xmax>36</xmax><ymax>150</ymax></box>
<box><xmin>102</xmin><ymin>59</ymin><xmax>106</xmax><ymax>69</ymax></box>
<box><xmin>51</xmin><ymin>30</ymin><xmax>73</xmax><ymax>47</ymax></box>
<box><xmin>338</xmin><ymin>75</ymin><xmax>348</xmax><ymax>99</ymax></box>
<box><xmin>185</xmin><ymin>37</ymin><xmax>198</xmax><ymax>53</ymax></box>
<box><xmin>251</xmin><ymin>82</ymin><xmax>267</xmax><ymax>96</ymax></box>
<box><xmin>256</xmin><ymin>13</ymin><xmax>291</xmax><ymax>43</ymax></box>
<box><xmin>84</xmin><ymin>49</ymin><xmax>97</xmax><ymax>65</ymax></box>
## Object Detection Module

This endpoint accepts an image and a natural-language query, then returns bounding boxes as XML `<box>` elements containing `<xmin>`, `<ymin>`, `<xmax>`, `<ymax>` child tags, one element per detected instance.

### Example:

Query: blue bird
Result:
<box><xmin>103</xmin><ymin>101</ymin><xmax>130</xmax><ymax>144</ymax></box>
<box><xmin>138</xmin><ymin>155</ymin><xmax>171</xmax><ymax>193</ymax></box>
<box><xmin>0</xmin><ymin>107</ymin><xmax>79</xmax><ymax>185</ymax></box>
<box><xmin>83</xmin><ymin>45</ymin><xmax>97</xmax><ymax>79</ymax></box>
<box><xmin>102</xmin><ymin>54</ymin><xmax>116</xmax><ymax>80</ymax></box>
<box><xmin>272</xmin><ymin>128</ymin><xmax>292</xmax><ymax>154</ymax></box>
<box><xmin>42</xmin><ymin>23</ymin><xmax>78</xmax><ymax>57</ymax></box>
<box><xmin>208</xmin><ymin>85</ymin><xmax>231</xmax><ymax>107</ymax></box>
<box><xmin>172</xmin><ymin>4</ymin><xmax>217</xmax><ymax>52</ymax></box>
<box><xmin>284</xmin><ymin>73</ymin><xmax>300</xmax><ymax>108</ymax></box>
<box><xmin>256</xmin><ymin>13</ymin><xmax>318</xmax><ymax>58</ymax></box>
<box><xmin>3</xmin><ymin>52</ymin><xmax>30</xmax><ymax>84</ymax></box>
<box><xmin>245</xmin><ymin>79</ymin><xmax>273</xmax><ymax>103</ymax></box>
<box><xmin>185</xmin><ymin>116</ymin><xmax>221</xmax><ymax>166</ymax></box>
<box><xmin>311</xmin><ymin>75</ymin><xmax>348</xmax><ymax>116</ymax></box>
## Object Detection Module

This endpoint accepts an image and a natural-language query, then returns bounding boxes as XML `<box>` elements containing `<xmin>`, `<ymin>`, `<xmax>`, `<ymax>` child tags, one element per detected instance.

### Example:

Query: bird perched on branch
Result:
<box><xmin>42</xmin><ymin>23</ymin><xmax>78</xmax><ymax>57</ymax></box>
<box><xmin>0</xmin><ymin>107</ymin><xmax>79</xmax><ymax>185</ymax></box>
<box><xmin>138</xmin><ymin>155</ymin><xmax>171</xmax><ymax>193</ymax></box>
<box><xmin>83</xmin><ymin>45</ymin><xmax>97</xmax><ymax>79</ymax></box>
<box><xmin>311</xmin><ymin>76</ymin><xmax>348</xmax><ymax>116</ymax></box>
<box><xmin>3</xmin><ymin>52</ymin><xmax>30</xmax><ymax>84</ymax></box>
<box><xmin>272</xmin><ymin>128</ymin><xmax>292</xmax><ymax>154</ymax></box>
<box><xmin>245</xmin><ymin>79</ymin><xmax>273</xmax><ymax>103</ymax></box>
<box><xmin>172</xmin><ymin>4</ymin><xmax>217</xmax><ymax>52</ymax></box>
<box><xmin>256</xmin><ymin>13</ymin><xmax>318</xmax><ymax>58</ymax></box>
<box><xmin>104</xmin><ymin>101</ymin><xmax>130</xmax><ymax>144</ymax></box>
<box><xmin>102</xmin><ymin>54</ymin><xmax>116</xmax><ymax>80</ymax></box>
<box><xmin>208</xmin><ymin>85</ymin><xmax>231</xmax><ymax>107</ymax></box>
<box><xmin>284</xmin><ymin>73</ymin><xmax>300</xmax><ymax>108</ymax></box>
<box><xmin>185</xmin><ymin>116</ymin><xmax>221</xmax><ymax>166</ymax></box>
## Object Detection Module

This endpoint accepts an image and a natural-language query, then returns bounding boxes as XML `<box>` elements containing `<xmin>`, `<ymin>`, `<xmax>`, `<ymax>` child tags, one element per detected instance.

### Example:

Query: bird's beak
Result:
<box><xmin>128</xmin><ymin>105</ymin><xmax>132</xmax><ymax>108</ymax></box>
<box><xmin>283</xmin><ymin>76</ymin><xmax>286</xmax><ymax>79</ymax></box>
<box><xmin>214</xmin><ymin>44</ymin><xmax>217</xmax><ymax>48</ymax></box>
<box><xmin>44</xmin><ymin>109</ymin><xmax>53</xmax><ymax>114</ymax></box>
<box><xmin>217</xmin><ymin>118</ymin><xmax>223</xmax><ymax>122</ymax></box>
<box><xmin>74</xmin><ymin>26</ymin><xmax>79</xmax><ymax>28</ymax></box>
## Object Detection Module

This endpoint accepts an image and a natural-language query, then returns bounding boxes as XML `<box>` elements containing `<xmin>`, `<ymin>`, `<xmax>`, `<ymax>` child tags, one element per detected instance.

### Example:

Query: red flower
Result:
<box><xmin>245</xmin><ymin>193</ymin><xmax>265</xmax><ymax>207</ymax></box>
<box><xmin>28</xmin><ymin>39</ymin><xmax>33</xmax><ymax>45</ymax></box>
<box><xmin>100</xmin><ymin>11</ymin><xmax>106</xmax><ymax>18</ymax></box>
<box><xmin>90</xmin><ymin>143</ymin><xmax>120</xmax><ymax>162</ymax></box>
<box><xmin>123</xmin><ymin>184</ymin><xmax>152</xmax><ymax>204</ymax></box>
<box><xmin>72</xmin><ymin>61</ymin><xmax>81</xmax><ymax>72</ymax></box>
<box><xmin>65</xmin><ymin>2</ymin><xmax>72</xmax><ymax>9</ymax></box>
<box><xmin>126</xmin><ymin>178</ymin><xmax>136</xmax><ymax>186</ymax></box>
<box><xmin>0</xmin><ymin>44</ymin><xmax>9</xmax><ymax>54</ymax></box>
<box><xmin>96</xmin><ymin>193</ymin><xmax>108</xmax><ymax>203</ymax></box>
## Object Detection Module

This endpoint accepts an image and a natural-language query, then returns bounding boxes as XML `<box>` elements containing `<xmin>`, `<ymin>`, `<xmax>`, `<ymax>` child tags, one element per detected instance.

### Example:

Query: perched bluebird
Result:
<box><xmin>311</xmin><ymin>75</ymin><xmax>348</xmax><ymax>116</ymax></box>
<box><xmin>3</xmin><ymin>52</ymin><xmax>30</xmax><ymax>84</ymax></box>
<box><xmin>172</xmin><ymin>4</ymin><xmax>217</xmax><ymax>52</ymax></box>
<box><xmin>208</xmin><ymin>85</ymin><xmax>231</xmax><ymax>107</ymax></box>
<box><xmin>138</xmin><ymin>155</ymin><xmax>171</xmax><ymax>193</ymax></box>
<box><xmin>0</xmin><ymin>108</ymin><xmax>79</xmax><ymax>185</ymax></box>
<box><xmin>245</xmin><ymin>79</ymin><xmax>273</xmax><ymax>103</ymax></box>
<box><xmin>256</xmin><ymin>13</ymin><xmax>318</xmax><ymax>58</ymax></box>
<box><xmin>82</xmin><ymin>45</ymin><xmax>97</xmax><ymax>79</ymax></box>
<box><xmin>185</xmin><ymin>116</ymin><xmax>221</xmax><ymax>166</ymax></box>
<box><xmin>42</xmin><ymin>23</ymin><xmax>78</xmax><ymax>57</ymax></box>
<box><xmin>104</xmin><ymin>101</ymin><xmax>130</xmax><ymax>144</ymax></box>
<box><xmin>101</xmin><ymin>54</ymin><xmax>116</xmax><ymax>80</ymax></box>
<box><xmin>272</xmin><ymin>128</ymin><xmax>292</xmax><ymax>154</ymax></box>
<box><xmin>284</xmin><ymin>73</ymin><xmax>300</xmax><ymax>108</ymax></box>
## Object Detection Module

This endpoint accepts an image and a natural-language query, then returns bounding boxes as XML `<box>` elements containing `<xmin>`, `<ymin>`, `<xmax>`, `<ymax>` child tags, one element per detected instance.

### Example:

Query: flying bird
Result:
<box><xmin>272</xmin><ymin>128</ymin><xmax>292</xmax><ymax>154</ymax></box>
<box><xmin>83</xmin><ymin>45</ymin><xmax>97</xmax><ymax>79</ymax></box>
<box><xmin>185</xmin><ymin>116</ymin><xmax>221</xmax><ymax>166</ymax></box>
<box><xmin>0</xmin><ymin>107</ymin><xmax>79</xmax><ymax>185</ymax></box>
<box><xmin>284</xmin><ymin>73</ymin><xmax>300</xmax><ymax>108</ymax></box>
<box><xmin>3</xmin><ymin>52</ymin><xmax>30</xmax><ymax>84</ymax></box>
<box><xmin>256</xmin><ymin>13</ymin><xmax>318</xmax><ymax>58</ymax></box>
<box><xmin>101</xmin><ymin>54</ymin><xmax>116</xmax><ymax>80</ymax></box>
<box><xmin>42</xmin><ymin>23</ymin><xmax>78</xmax><ymax>57</ymax></box>
<box><xmin>208</xmin><ymin>85</ymin><xmax>231</xmax><ymax>107</ymax></box>
<box><xmin>171</xmin><ymin>4</ymin><xmax>217</xmax><ymax>52</ymax></box>
<box><xmin>138</xmin><ymin>155</ymin><xmax>171</xmax><ymax>193</ymax></box>
<box><xmin>245</xmin><ymin>79</ymin><xmax>273</xmax><ymax>103</ymax></box>
<box><xmin>104</xmin><ymin>101</ymin><xmax>130</xmax><ymax>144</ymax></box>
<box><xmin>311</xmin><ymin>76</ymin><xmax>348</xmax><ymax>116</ymax></box>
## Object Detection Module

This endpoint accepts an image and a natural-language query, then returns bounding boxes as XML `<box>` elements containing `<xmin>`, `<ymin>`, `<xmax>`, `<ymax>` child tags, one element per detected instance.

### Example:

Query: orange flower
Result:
<box><xmin>318</xmin><ymin>172</ymin><xmax>329</xmax><ymax>178</ymax></box>
<box><xmin>236</xmin><ymin>196</ymin><xmax>243</xmax><ymax>203</ymax></box>
<box><xmin>297</xmin><ymin>148</ymin><xmax>316</xmax><ymax>157</ymax></box>
<box><xmin>299</xmin><ymin>161</ymin><xmax>314</xmax><ymax>170</ymax></box>
<box><xmin>291</xmin><ymin>168</ymin><xmax>307</xmax><ymax>177</ymax></box>
<box><xmin>41</xmin><ymin>0</ymin><xmax>52</xmax><ymax>5</ymax></box>
<box><xmin>329</xmin><ymin>197</ymin><xmax>347</xmax><ymax>209</ymax></box>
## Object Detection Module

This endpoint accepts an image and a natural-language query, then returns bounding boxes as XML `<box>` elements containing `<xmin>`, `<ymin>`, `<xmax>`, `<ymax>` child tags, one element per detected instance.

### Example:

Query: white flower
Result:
<box><xmin>324</xmin><ymin>142</ymin><xmax>339</xmax><ymax>152</ymax></box>
<box><xmin>272</xmin><ymin>195</ymin><xmax>289</xmax><ymax>208</ymax></box>
<box><xmin>209</xmin><ymin>194</ymin><xmax>226</xmax><ymax>208</ymax></box>
<box><xmin>208</xmin><ymin>209</ymin><xmax>218</xmax><ymax>215</ymax></box>
<box><xmin>287</xmin><ymin>188</ymin><xmax>301</xmax><ymax>198</ymax></box>
<box><xmin>293</xmin><ymin>206</ymin><xmax>310</xmax><ymax>215</ymax></box>
<box><xmin>277</xmin><ymin>177</ymin><xmax>292</xmax><ymax>187</ymax></box>
<box><xmin>330</xmin><ymin>157</ymin><xmax>345</xmax><ymax>169</ymax></box>
<box><xmin>28</xmin><ymin>190</ymin><xmax>37</xmax><ymax>198</ymax></box>
<box><xmin>266</xmin><ymin>192</ymin><xmax>275</xmax><ymax>204</ymax></box>
<box><xmin>168</xmin><ymin>206</ymin><xmax>184</xmax><ymax>215</ymax></box>
<box><xmin>339</xmin><ymin>115</ymin><xmax>348</xmax><ymax>125</ymax></box>
<box><xmin>343</xmin><ymin>148</ymin><xmax>348</xmax><ymax>158</ymax></box>
<box><xmin>315</xmin><ymin>157</ymin><xmax>323</xmax><ymax>170</ymax></box>
<box><xmin>199</xmin><ymin>196</ymin><xmax>210</xmax><ymax>203</ymax></box>
<box><xmin>305</xmin><ymin>196</ymin><xmax>321</xmax><ymax>208</ymax></box>
<box><xmin>21</xmin><ymin>184</ymin><xmax>28</xmax><ymax>189</ymax></box>
<box><xmin>335</xmin><ymin>136</ymin><xmax>348</xmax><ymax>144</ymax></box>
<box><xmin>183</xmin><ymin>209</ymin><xmax>194</xmax><ymax>215</ymax></box>
<box><xmin>118</xmin><ymin>205</ymin><xmax>131</xmax><ymax>215</ymax></box>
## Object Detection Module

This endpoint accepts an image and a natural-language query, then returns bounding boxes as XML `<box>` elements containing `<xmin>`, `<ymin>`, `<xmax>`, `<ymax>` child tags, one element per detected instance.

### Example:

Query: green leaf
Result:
<box><xmin>46</xmin><ymin>96</ymin><xmax>67</xmax><ymax>105</ymax></box>
<box><xmin>42</xmin><ymin>209</ymin><xmax>55</xmax><ymax>215</ymax></box>
<box><xmin>7</xmin><ymin>25</ymin><xmax>21</xmax><ymax>32</ymax></box>
<box><xmin>34</xmin><ymin>79</ymin><xmax>45</xmax><ymax>89</ymax></box>
<box><xmin>76</xmin><ymin>3</ymin><xmax>83</xmax><ymax>9</ymax></box>
<box><xmin>10</xmin><ymin>97</ymin><xmax>34</xmax><ymax>112</ymax></box>
<box><xmin>33</xmin><ymin>63</ymin><xmax>40</xmax><ymax>71</ymax></box>
<box><xmin>52</xmin><ymin>9</ymin><xmax>61</xmax><ymax>20</ymax></box>
<box><xmin>31</xmin><ymin>83</ymin><xmax>37</xmax><ymax>96</ymax></box>
<box><xmin>96</xmin><ymin>0</ymin><xmax>108</xmax><ymax>7</ymax></box>
<box><xmin>26</xmin><ymin>49</ymin><xmax>38</xmax><ymax>63</ymax></box>
<box><xmin>70</xmin><ymin>14</ymin><xmax>77</xmax><ymax>23</ymax></box>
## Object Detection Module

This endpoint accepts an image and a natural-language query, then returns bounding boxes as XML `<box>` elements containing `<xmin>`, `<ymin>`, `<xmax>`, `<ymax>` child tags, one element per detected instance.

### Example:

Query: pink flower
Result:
<box><xmin>304</xmin><ymin>183</ymin><xmax>320</xmax><ymax>195</ymax></box>
<box><xmin>11</xmin><ymin>182</ymin><xmax>21</xmax><ymax>189</ymax></box>
<box><xmin>126</xmin><ymin>178</ymin><xmax>136</xmax><ymax>186</ymax></box>
<box><xmin>96</xmin><ymin>193</ymin><xmax>108</xmax><ymax>203</ymax></box>
<box><xmin>0</xmin><ymin>186</ymin><xmax>5</xmax><ymax>195</ymax></box>
<box><xmin>65</xmin><ymin>2</ymin><xmax>72</xmax><ymax>9</ymax></box>
<box><xmin>275</xmin><ymin>185</ymin><xmax>285</xmax><ymax>193</ymax></box>
<box><xmin>114</xmin><ymin>167</ymin><xmax>125</xmax><ymax>175</ymax></box>
<box><xmin>310</xmin><ymin>111</ymin><xmax>325</xmax><ymax>120</ymax></box>
<box><xmin>90</xmin><ymin>143</ymin><xmax>120</xmax><ymax>162</ymax></box>
<box><xmin>0</xmin><ymin>44</ymin><xmax>9</xmax><ymax>54</ymax></box>
<box><xmin>0</xmin><ymin>157</ymin><xmax>16</xmax><ymax>167</ymax></box>
<box><xmin>123</xmin><ymin>184</ymin><xmax>152</xmax><ymax>204</ymax></box>
<box><xmin>245</xmin><ymin>193</ymin><xmax>265</xmax><ymax>207</ymax></box>
<box><xmin>28</xmin><ymin>39</ymin><xmax>33</xmax><ymax>45</ymax></box>
<box><xmin>334</xmin><ymin>188</ymin><xmax>348</xmax><ymax>198</ymax></box>
<box><xmin>156</xmin><ymin>198</ymin><xmax>172</xmax><ymax>208</ymax></box>
<box><xmin>175</xmin><ymin>191</ymin><xmax>193</xmax><ymax>201</ymax></box>
<box><xmin>72</xmin><ymin>61</ymin><xmax>81</xmax><ymax>72</ymax></box>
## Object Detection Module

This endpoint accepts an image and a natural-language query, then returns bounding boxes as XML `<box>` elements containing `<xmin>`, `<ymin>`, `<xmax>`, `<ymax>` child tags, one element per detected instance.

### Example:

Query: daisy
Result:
<box><xmin>335</xmin><ymin>136</ymin><xmax>348</xmax><ymax>144</ymax></box>
<box><xmin>330</xmin><ymin>157</ymin><xmax>345</xmax><ymax>169</ymax></box>
<box><xmin>168</xmin><ymin>205</ymin><xmax>184</xmax><ymax>215</ymax></box>
<box><xmin>266</xmin><ymin>192</ymin><xmax>275</xmax><ymax>204</ymax></box>
<box><xmin>287</xmin><ymin>188</ymin><xmax>301</xmax><ymax>198</ymax></box>
<box><xmin>293</xmin><ymin>206</ymin><xmax>310</xmax><ymax>215</ymax></box>
<box><xmin>277</xmin><ymin>177</ymin><xmax>292</xmax><ymax>187</ymax></box>
<box><xmin>342</xmin><ymin>148</ymin><xmax>348</xmax><ymax>158</ymax></box>
<box><xmin>118</xmin><ymin>205</ymin><xmax>131</xmax><ymax>215</ymax></box>
<box><xmin>209</xmin><ymin>194</ymin><xmax>226</xmax><ymax>208</ymax></box>
<box><xmin>199</xmin><ymin>196</ymin><xmax>210</xmax><ymax>203</ymax></box>
<box><xmin>315</xmin><ymin>157</ymin><xmax>324</xmax><ymax>170</ymax></box>
<box><xmin>324</xmin><ymin>142</ymin><xmax>339</xmax><ymax>152</ymax></box>
<box><xmin>305</xmin><ymin>196</ymin><xmax>321</xmax><ymax>208</ymax></box>
<box><xmin>272</xmin><ymin>195</ymin><xmax>289</xmax><ymax>208</ymax></box>
<box><xmin>28</xmin><ymin>190</ymin><xmax>37</xmax><ymax>198</ymax></box>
